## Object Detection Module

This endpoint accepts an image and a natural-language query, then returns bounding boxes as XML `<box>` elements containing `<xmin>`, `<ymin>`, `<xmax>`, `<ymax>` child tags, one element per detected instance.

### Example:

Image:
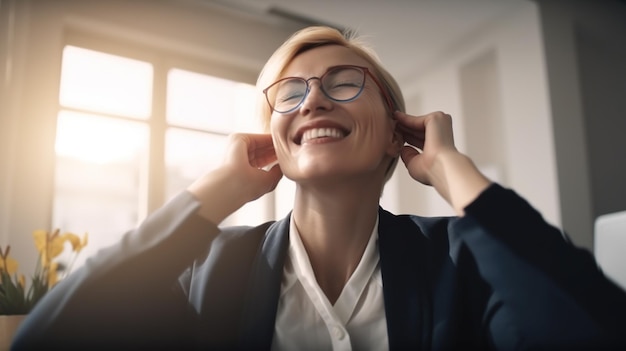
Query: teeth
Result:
<box><xmin>301</xmin><ymin>128</ymin><xmax>345</xmax><ymax>143</ymax></box>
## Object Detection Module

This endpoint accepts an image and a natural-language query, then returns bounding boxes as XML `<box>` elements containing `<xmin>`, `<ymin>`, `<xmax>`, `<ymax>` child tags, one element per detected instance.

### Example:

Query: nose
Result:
<box><xmin>299</xmin><ymin>78</ymin><xmax>333</xmax><ymax>114</ymax></box>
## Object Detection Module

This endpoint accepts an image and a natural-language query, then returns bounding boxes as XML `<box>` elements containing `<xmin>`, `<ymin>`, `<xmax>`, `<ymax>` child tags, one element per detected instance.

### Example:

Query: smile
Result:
<box><xmin>299</xmin><ymin>128</ymin><xmax>347</xmax><ymax>144</ymax></box>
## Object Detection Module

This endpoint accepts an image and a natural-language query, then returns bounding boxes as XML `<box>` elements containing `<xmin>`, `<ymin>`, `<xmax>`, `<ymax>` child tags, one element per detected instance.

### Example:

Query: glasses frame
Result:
<box><xmin>263</xmin><ymin>65</ymin><xmax>395</xmax><ymax>114</ymax></box>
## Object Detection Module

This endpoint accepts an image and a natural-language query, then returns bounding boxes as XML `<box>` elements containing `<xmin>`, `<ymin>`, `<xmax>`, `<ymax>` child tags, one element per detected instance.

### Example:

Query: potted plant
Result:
<box><xmin>0</xmin><ymin>229</ymin><xmax>87</xmax><ymax>347</ymax></box>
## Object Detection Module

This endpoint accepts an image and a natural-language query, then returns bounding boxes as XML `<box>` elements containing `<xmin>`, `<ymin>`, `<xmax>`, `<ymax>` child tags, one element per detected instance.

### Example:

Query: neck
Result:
<box><xmin>292</xmin><ymin>177</ymin><xmax>382</xmax><ymax>304</ymax></box>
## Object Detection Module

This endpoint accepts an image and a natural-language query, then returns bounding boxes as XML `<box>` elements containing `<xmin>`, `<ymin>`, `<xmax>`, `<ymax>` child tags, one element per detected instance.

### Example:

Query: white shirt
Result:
<box><xmin>271</xmin><ymin>215</ymin><xmax>389</xmax><ymax>351</ymax></box>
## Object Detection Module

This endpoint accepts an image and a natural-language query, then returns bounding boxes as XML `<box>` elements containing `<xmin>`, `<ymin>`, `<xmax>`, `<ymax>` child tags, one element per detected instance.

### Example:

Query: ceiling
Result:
<box><xmin>206</xmin><ymin>0</ymin><xmax>532</xmax><ymax>86</ymax></box>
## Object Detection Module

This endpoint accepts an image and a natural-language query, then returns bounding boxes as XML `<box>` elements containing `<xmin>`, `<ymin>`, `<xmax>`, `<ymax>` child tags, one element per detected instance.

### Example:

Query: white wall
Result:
<box><xmin>538</xmin><ymin>0</ymin><xmax>626</xmax><ymax>250</ymax></box>
<box><xmin>382</xmin><ymin>1</ymin><xmax>561</xmax><ymax>229</ymax></box>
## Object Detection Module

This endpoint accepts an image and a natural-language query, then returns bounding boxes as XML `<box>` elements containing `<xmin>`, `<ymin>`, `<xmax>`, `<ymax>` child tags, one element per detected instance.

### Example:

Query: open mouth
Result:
<box><xmin>295</xmin><ymin>127</ymin><xmax>350</xmax><ymax>145</ymax></box>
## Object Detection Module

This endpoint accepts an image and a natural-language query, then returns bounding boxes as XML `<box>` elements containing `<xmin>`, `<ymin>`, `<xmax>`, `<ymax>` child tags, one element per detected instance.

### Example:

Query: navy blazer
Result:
<box><xmin>12</xmin><ymin>184</ymin><xmax>626</xmax><ymax>350</ymax></box>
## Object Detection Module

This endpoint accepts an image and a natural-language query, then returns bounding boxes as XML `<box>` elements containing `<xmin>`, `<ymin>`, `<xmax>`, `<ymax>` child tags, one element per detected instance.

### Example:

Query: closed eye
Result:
<box><xmin>278</xmin><ymin>92</ymin><xmax>305</xmax><ymax>102</ymax></box>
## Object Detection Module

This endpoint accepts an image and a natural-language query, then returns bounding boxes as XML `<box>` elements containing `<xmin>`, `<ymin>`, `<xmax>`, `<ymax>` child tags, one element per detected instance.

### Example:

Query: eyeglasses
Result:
<box><xmin>263</xmin><ymin>65</ymin><xmax>394</xmax><ymax>114</ymax></box>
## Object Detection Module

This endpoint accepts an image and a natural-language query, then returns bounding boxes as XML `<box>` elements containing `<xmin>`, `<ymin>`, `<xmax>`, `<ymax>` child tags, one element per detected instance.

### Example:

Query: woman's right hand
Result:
<box><xmin>187</xmin><ymin>133</ymin><xmax>283</xmax><ymax>224</ymax></box>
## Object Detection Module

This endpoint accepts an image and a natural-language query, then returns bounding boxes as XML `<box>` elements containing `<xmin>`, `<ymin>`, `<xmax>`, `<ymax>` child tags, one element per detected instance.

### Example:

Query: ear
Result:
<box><xmin>385</xmin><ymin>119</ymin><xmax>404</xmax><ymax>157</ymax></box>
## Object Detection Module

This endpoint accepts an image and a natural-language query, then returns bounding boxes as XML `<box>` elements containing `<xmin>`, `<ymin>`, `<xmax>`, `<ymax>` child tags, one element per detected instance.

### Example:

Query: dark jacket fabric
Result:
<box><xmin>11</xmin><ymin>184</ymin><xmax>626</xmax><ymax>350</ymax></box>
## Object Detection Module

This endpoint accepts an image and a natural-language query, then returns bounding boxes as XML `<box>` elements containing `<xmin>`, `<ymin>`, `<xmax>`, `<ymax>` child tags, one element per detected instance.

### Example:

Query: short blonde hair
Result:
<box><xmin>256</xmin><ymin>26</ymin><xmax>405</xmax><ymax>182</ymax></box>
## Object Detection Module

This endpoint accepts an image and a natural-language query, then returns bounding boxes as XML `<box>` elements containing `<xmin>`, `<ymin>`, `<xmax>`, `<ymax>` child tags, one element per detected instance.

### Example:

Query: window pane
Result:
<box><xmin>165</xmin><ymin>128</ymin><xmax>227</xmax><ymax>200</ymax></box>
<box><xmin>167</xmin><ymin>68</ymin><xmax>261</xmax><ymax>133</ymax></box>
<box><xmin>59</xmin><ymin>45</ymin><xmax>153</xmax><ymax>119</ymax></box>
<box><xmin>53</xmin><ymin>111</ymin><xmax>149</xmax><ymax>269</ymax></box>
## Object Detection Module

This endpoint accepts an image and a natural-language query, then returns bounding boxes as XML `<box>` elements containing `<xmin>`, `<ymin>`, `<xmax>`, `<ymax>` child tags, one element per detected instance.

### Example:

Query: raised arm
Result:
<box><xmin>456</xmin><ymin>183</ymin><xmax>626</xmax><ymax>349</ymax></box>
<box><xmin>396</xmin><ymin>110</ymin><xmax>626</xmax><ymax>348</ymax></box>
<box><xmin>11</xmin><ymin>133</ymin><xmax>282</xmax><ymax>350</ymax></box>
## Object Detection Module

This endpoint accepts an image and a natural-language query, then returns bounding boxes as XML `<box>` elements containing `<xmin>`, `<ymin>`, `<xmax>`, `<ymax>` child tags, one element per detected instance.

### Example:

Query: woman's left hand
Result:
<box><xmin>394</xmin><ymin>110</ymin><xmax>491</xmax><ymax>216</ymax></box>
<box><xmin>394</xmin><ymin>110</ymin><xmax>458</xmax><ymax>187</ymax></box>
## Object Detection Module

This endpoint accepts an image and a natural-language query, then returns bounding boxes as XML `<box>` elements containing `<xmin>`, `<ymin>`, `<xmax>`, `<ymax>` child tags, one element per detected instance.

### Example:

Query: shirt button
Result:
<box><xmin>332</xmin><ymin>326</ymin><xmax>345</xmax><ymax>340</ymax></box>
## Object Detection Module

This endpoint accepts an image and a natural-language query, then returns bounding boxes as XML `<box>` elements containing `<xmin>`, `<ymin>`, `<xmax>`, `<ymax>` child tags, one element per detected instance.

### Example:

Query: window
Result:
<box><xmin>54</xmin><ymin>42</ymin><xmax>270</xmax><ymax>269</ymax></box>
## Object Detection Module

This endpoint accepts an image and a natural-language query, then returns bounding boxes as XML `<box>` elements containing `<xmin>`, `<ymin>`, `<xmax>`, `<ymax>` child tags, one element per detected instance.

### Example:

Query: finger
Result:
<box><xmin>232</xmin><ymin>133</ymin><xmax>276</xmax><ymax>168</ymax></box>
<box><xmin>397</xmin><ymin>123</ymin><xmax>425</xmax><ymax>138</ymax></box>
<box><xmin>400</xmin><ymin>145</ymin><xmax>420</xmax><ymax>163</ymax></box>
<box><xmin>246</xmin><ymin>133</ymin><xmax>274</xmax><ymax>148</ymax></box>
<box><xmin>246</xmin><ymin>164</ymin><xmax>283</xmax><ymax>200</ymax></box>
<box><xmin>394</xmin><ymin>111</ymin><xmax>426</xmax><ymax>129</ymax></box>
<box><xmin>249</xmin><ymin>142</ymin><xmax>277</xmax><ymax>168</ymax></box>
<box><xmin>250</xmin><ymin>149</ymin><xmax>278</xmax><ymax>168</ymax></box>
<box><xmin>395</xmin><ymin>113</ymin><xmax>426</xmax><ymax>144</ymax></box>
<box><xmin>402</xmin><ymin>134</ymin><xmax>424</xmax><ymax>150</ymax></box>
<box><xmin>397</xmin><ymin>123</ymin><xmax>425</xmax><ymax>147</ymax></box>
<box><xmin>397</xmin><ymin>122</ymin><xmax>422</xmax><ymax>134</ymax></box>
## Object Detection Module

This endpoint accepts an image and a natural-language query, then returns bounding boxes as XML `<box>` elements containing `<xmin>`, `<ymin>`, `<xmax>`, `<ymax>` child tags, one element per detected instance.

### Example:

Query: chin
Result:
<box><xmin>293</xmin><ymin>164</ymin><xmax>378</xmax><ymax>185</ymax></box>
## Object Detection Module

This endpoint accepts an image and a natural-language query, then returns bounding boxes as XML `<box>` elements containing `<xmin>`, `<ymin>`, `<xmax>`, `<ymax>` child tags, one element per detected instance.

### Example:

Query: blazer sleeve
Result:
<box><xmin>11</xmin><ymin>191</ymin><xmax>221</xmax><ymax>350</ymax></box>
<box><xmin>452</xmin><ymin>183</ymin><xmax>626</xmax><ymax>350</ymax></box>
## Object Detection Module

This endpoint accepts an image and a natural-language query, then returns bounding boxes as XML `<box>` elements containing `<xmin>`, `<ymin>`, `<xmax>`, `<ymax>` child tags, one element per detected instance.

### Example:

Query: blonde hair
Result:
<box><xmin>256</xmin><ymin>26</ymin><xmax>405</xmax><ymax>182</ymax></box>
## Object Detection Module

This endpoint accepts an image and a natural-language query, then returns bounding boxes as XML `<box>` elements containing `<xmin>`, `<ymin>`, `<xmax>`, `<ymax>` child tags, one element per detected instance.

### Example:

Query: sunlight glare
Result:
<box><xmin>167</xmin><ymin>68</ymin><xmax>261</xmax><ymax>133</ymax></box>
<box><xmin>59</xmin><ymin>46</ymin><xmax>153</xmax><ymax>119</ymax></box>
<box><xmin>55</xmin><ymin>111</ymin><xmax>148</xmax><ymax>164</ymax></box>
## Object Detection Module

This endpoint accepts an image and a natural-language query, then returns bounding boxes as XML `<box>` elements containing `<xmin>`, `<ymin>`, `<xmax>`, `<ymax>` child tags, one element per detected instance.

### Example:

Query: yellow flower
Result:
<box><xmin>32</xmin><ymin>230</ymin><xmax>48</xmax><ymax>253</ymax></box>
<box><xmin>0</xmin><ymin>246</ymin><xmax>18</xmax><ymax>275</ymax></box>
<box><xmin>63</xmin><ymin>233</ymin><xmax>80</xmax><ymax>250</ymax></box>
<box><xmin>33</xmin><ymin>229</ymin><xmax>66</xmax><ymax>267</ymax></box>
<box><xmin>47</xmin><ymin>236</ymin><xmax>65</xmax><ymax>261</ymax></box>
<box><xmin>47</xmin><ymin>261</ymin><xmax>59</xmax><ymax>288</ymax></box>
<box><xmin>1</xmin><ymin>228</ymin><xmax>88</xmax><ymax>315</ymax></box>
<box><xmin>63</xmin><ymin>232</ymin><xmax>88</xmax><ymax>253</ymax></box>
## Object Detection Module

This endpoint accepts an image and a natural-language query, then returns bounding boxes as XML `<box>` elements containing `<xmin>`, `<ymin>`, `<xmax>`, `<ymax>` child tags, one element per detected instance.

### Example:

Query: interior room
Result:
<box><xmin>1</xmin><ymin>0</ymin><xmax>625</xmax><ymax>292</ymax></box>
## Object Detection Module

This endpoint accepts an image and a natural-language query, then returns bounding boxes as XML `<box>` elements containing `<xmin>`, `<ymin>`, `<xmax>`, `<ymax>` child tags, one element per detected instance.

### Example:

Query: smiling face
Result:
<box><xmin>269</xmin><ymin>44</ymin><xmax>402</xmax><ymax>186</ymax></box>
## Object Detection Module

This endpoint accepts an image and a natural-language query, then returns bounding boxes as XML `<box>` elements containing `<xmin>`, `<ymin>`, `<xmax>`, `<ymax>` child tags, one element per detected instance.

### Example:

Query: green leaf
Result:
<box><xmin>1</xmin><ymin>270</ymin><xmax>28</xmax><ymax>314</ymax></box>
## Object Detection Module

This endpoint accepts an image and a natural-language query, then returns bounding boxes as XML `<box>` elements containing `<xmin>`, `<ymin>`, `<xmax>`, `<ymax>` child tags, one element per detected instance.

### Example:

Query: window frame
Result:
<box><xmin>55</xmin><ymin>29</ymin><xmax>272</xmax><ymax>227</ymax></box>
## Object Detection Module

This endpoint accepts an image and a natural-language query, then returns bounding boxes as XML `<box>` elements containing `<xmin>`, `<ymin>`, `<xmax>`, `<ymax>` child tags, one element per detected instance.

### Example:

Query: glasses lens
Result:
<box><xmin>269</xmin><ymin>78</ymin><xmax>307</xmax><ymax>113</ymax></box>
<box><xmin>265</xmin><ymin>67</ymin><xmax>367</xmax><ymax>113</ymax></box>
<box><xmin>322</xmin><ymin>67</ymin><xmax>365</xmax><ymax>101</ymax></box>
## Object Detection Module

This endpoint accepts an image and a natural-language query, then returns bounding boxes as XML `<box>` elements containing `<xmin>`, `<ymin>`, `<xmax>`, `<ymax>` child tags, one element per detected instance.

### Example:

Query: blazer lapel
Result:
<box><xmin>378</xmin><ymin>208</ymin><xmax>432</xmax><ymax>351</ymax></box>
<box><xmin>237</xmin><ymin>209</ymin><xmax>433</xmax><ymax>350</ymax></box>
<box><xmin>238</xmin><ymin>214</ymin><xmax>291</xmax><ymax>350</ymax></box>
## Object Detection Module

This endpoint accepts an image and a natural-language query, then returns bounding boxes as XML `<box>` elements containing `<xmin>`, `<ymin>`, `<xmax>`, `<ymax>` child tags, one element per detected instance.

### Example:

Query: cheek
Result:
<box><xmin>362</xmin><ymin>86</ymin><xmax>390</xmax><ymax>115</ymax></box>
<box><xmin>357</xmin><ymin>95</ymin><xmax>390</xmax><ymax>130</ymax></box>
<box><xmin>269</xmin><ymin>115</ymin><xmax>286</xmax><ymax>140</ymax></box>
<box><xmin>269</xmin><ymin>117</ymin><xmax>291</xmax><ymax>158</ymax></box>
<box><xmin>358</xmin><ymin>95</ymin><xmax>392</xmax><ymax>140</ymax></box>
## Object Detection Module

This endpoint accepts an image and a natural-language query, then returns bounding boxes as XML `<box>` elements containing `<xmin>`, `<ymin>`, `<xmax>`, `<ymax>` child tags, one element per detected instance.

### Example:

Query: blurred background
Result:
<box><xmin>1</xmin><ymin>0</ymin><xmax>625</xmax><ymax>280</ymax></box>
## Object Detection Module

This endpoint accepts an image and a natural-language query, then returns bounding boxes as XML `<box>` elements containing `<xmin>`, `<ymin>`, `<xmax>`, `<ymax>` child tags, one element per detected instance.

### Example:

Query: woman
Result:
<box><xmin>12</xmin><ymin>26</ymin><xmax>626</xmax><ymax>350</ymax></box>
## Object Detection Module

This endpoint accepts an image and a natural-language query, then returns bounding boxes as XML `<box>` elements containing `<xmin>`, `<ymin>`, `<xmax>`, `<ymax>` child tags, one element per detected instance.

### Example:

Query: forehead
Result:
<box><xmin>281</xmin><ymin>45</ymin><xmax>372</xmax><ymax>78</ymax></box>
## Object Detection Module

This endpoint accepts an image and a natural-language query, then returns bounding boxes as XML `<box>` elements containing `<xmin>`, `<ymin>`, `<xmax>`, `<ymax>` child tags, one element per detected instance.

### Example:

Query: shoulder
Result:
<box><xmin>177</xmin><ymin>220</ymin><xmax>279</xmax><ymax>293</ymax></box>
<box><xmin>379</xmin><ymin>207</ymin><xmax>456</xmax><ymax>240</ymax></box>
<box><xmin>197</xmin><ymin>220</ymin><xmax>278</xmax><ymax>265</ymax></box>
<box><xmin>214</xmin><ymin>221</ymin><xmax>275</xmax><ymax>246</ymax></box>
